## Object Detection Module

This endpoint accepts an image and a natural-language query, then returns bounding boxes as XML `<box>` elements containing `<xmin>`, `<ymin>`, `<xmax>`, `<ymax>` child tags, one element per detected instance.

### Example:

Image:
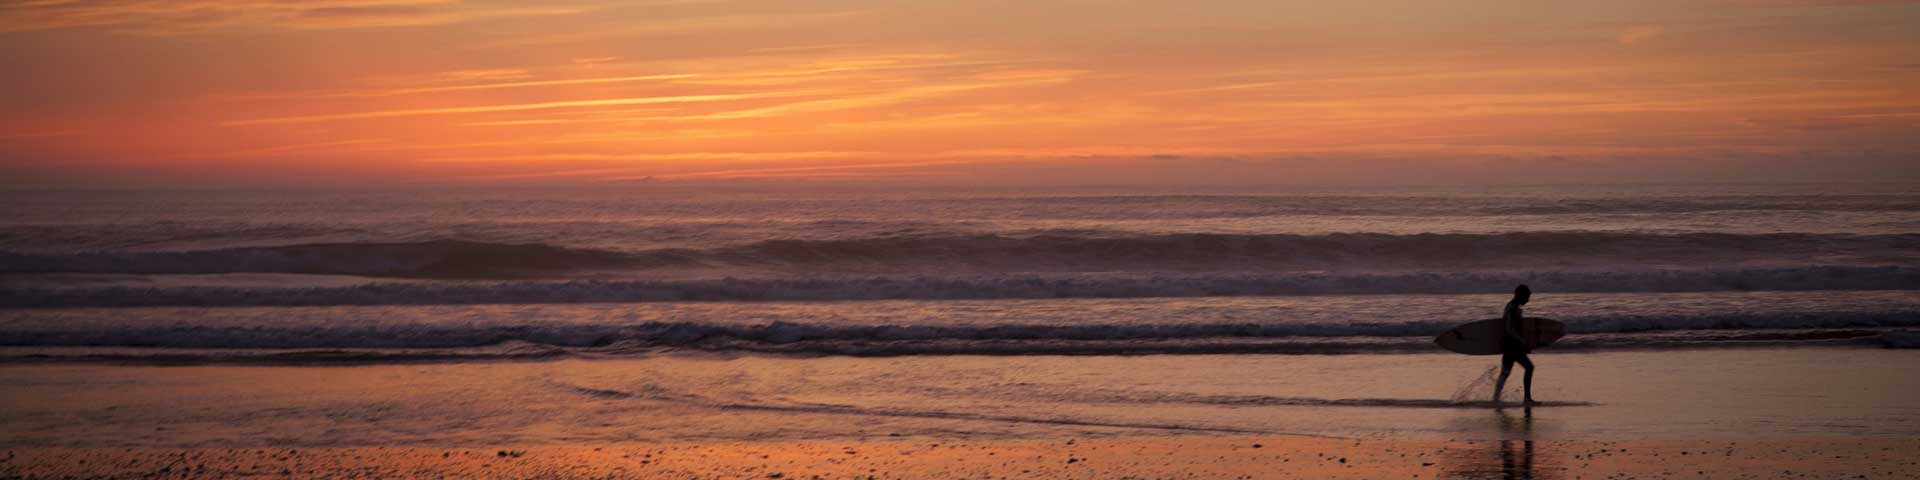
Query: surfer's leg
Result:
<box><xmin>1494</xmin><ymin>355</ymin><xmax>1516</xmax><ymax>403</ymax></box>
<box><xmin>1516</xmin><ymin>354</ymin><xmax>1536</xmax><ymax>404</ymax></box>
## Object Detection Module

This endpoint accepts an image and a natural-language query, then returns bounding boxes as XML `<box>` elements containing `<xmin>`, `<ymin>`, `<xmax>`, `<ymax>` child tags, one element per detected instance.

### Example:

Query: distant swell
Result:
<box><xmin>0</xmin><ymin>240</ymin><xmax>645</xmax><ymax>278</ymax></box>
<box><xmin>0</xmin><ymin>315</ymin><xmax>1912</xmax><ymax>361</ymax></box>
<box><xmin>3</xmin><ymin>232</ymin><xmax>1917</xmax><ymax>278</ymax></box>
<box><xmin>898</xmin><ymin>194</ymin><xmax>1920</xmax><ymax>216</ymax></box>
<box><xmin>682</xmin><ymin>232</ymin><xmax>1917</xmax><ymax>272</ymax></box>
<box><xmin>4</xmin><ymin>267</ymin><xmax>1916</xmax><ymax>308</ymax></box>
<box><xmin>3</xmin><ymin>314</ymin><xmax>1915</xmax><ymax>349</ymax></box>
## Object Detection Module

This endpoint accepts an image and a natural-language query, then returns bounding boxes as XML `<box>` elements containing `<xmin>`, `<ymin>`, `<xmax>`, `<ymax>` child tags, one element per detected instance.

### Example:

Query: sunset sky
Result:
<box><xmin>2</xmin><ymin>0</ymin><xmax>1916</xmax><ymax>187</ymax></box>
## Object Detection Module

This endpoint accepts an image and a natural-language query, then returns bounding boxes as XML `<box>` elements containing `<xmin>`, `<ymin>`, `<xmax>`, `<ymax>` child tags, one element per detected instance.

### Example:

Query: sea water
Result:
<box><xmin>1</xmin><ymin>183</ymin><xmax>1916</xmax><ymax>445</ymax></box>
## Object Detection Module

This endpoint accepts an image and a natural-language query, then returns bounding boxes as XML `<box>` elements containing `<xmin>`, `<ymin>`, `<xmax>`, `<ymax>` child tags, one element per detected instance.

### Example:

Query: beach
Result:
<box><xmin>7</xmin><ymin>437</ymin><xmax>1919</xmax><ymax>479</ymax></box>
<box><xmin>3</xmin><ymin>348</ymin><xmax>1917</xmax><ymax>478</ymax></box>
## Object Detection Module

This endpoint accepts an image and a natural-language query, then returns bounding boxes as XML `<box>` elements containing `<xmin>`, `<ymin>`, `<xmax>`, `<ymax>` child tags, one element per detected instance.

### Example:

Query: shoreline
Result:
<box><xmin>4</xmin><ymin>436</ymin><xmax>1915</xmax><ymax>479</ymax></box>
<box><xmin>4</xmin><ymin>349</ymin><xmax>1917</xmax><ymax>446</ymax></box>
<box><xmin>0</xmin><ymin>340</ymin><xmax>1908</xmax><ymax>368</ymax></box>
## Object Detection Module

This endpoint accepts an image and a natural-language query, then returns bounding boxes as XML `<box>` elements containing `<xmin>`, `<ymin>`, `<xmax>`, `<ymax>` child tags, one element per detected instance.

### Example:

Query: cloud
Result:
<box><xmin>427</xmin><ymin>151</ymin><xmax>881</xmax><ymax>164</ymax></box>
<box><xmin>347</xmin><ymin>73</ymin><xmax>699</xmax><ymax>97</ymax></box>
<box><xmin>0</xmin><ymin>0</ymin><xmax>596</xmax><ymax>34</ymax></box>
<box><xmin>1617</xmin><ymin>26</ymin><xmax>1664</xmax><ymax>45</ymax></box>
<box><xmin>642</xmin><ymin>159</ymin><xmax>974</xmax><ymax>180</ymax></box>
<box><xmin>478</xmin><ymin>11</ymin><xmax>865</xmax><ymax>48</ymax></box>
<box><xmin>221</xmin><ymin>91</ymin><xmax>813</xmax><ymax>126</ymax></box>
<box><xmin>667</xmin><ymin>73</ymin><xmax>1080</xmax><ymax>121</ymax></box>
<box><xmin>1725</xmin><ymin>0</ymin><xmax>1920</xmax><ymax>6</ymax></box>
<box><xmin>296</xmin><ymin>4</ymin><xmax>447</xmax><ymax>26</ymax></box>
<box><xmin>431</xmin><ymin>69</ymin><xmax>536</xmax><ymax>82</ymax></box>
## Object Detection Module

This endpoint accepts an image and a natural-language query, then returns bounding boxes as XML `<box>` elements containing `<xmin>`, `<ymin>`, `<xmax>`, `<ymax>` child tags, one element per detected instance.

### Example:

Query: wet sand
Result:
<box><xmin>3</xmin><ymin>349</ymin><xmax>1917</xmax><ymax>478</ymax></box>
<box><xmin>4</xmin><ymin>436</ymin><xmax>1917</xmax><ymax>479</ymax></box>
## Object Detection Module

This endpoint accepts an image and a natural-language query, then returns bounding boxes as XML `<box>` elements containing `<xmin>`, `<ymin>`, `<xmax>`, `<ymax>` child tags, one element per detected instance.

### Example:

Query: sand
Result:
<box><xmin>5</xmin><ymin>350</ymin><xmax>1917</xmax><ymax>478</ymax></box>
<box><xmin>3</xmin><ymin>436</ymin><xmax>1916</xmax><ymax>479</ymax></box>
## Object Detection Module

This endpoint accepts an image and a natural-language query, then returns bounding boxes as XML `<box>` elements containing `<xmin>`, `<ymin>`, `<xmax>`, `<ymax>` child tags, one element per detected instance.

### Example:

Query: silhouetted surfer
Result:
<box><xmin>1493</xmin><ymin>284</ymin><xmax>1536</xmax><ymax>405</ymax></box>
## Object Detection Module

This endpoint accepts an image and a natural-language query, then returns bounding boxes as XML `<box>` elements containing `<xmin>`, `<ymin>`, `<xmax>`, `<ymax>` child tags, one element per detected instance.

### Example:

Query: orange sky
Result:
<box><xmin>2</xmin><ymin>0</ymin><xmax>1917</xmax><ymax>187</ymax></box>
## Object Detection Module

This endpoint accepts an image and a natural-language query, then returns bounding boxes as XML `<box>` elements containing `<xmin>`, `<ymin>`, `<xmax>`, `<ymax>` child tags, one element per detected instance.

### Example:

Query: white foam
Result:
<box><xmin>5</xmin><ymin>267</ymin><xmax>1915</xmax><ymax>308</ymax></box>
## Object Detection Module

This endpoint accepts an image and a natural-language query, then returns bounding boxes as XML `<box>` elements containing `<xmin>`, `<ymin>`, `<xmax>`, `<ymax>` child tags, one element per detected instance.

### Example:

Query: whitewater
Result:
<box><xmin>1</xmin><ymin>183</ymin><xmax>1916</xmax><ymax>362</ymax></box>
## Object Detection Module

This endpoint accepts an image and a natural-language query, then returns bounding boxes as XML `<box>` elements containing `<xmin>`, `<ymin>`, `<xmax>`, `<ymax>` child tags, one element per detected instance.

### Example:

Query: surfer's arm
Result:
<box><xmin>1502</xmin><ymin>304</ymin><xmax>1524</xmax><ymax>340</ymax></box>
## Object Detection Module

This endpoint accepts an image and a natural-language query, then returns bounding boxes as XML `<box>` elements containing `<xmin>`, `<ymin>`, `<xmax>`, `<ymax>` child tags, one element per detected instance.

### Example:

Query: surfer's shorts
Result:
<box><xmin>1500</xmin><ymin>338</ymin><xmax>1531</xmax><ymax>356</ymax></box>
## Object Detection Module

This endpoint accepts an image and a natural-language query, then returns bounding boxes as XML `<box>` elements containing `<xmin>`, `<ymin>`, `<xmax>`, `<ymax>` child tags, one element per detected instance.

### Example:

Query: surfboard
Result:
<box><xmin>1435</xmin><ymin>317</ymin><xmax>1565</xmax><ymax>355</ymax></box>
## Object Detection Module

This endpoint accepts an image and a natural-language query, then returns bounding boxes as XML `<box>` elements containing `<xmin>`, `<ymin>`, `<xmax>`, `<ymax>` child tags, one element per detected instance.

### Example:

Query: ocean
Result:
<box><xmin>4</xmin><ymin>183</ymin><xmax>1917</xmax><ymax>359</ymax></box>
<box><xmin>2</xmin><ymin>183</ymin><xmax>1917</xmax><ymax>445</ymax></box>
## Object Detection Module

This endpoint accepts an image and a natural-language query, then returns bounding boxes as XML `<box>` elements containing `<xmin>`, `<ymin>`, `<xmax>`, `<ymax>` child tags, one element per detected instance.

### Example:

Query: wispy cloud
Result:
<box><xmin>670</xmin><ymin>73</ymin><xmax>1081</xmax><ymax>121</ymax></box>
<box><xmin>1726</xmin><ymin>0</ymin><xmax>1920</xmax><ymax>6</ymax></box>
<box><xmin>348</xmin><ymin>73</ymin><xmax>699</xmax><ymax>97</ymax></box>
<box><xmin>423</xmin><ymin>151</ymin><xmax>879</xmax><ymax>164</ymax></box>
<box><xmin>221</xmin><ymin>91</ymin><xmax>813</xmax><ymax>126</ymax></box>
<box><xmin>9</xmin><ymin>0</ymin><xmax>1920</xmax><ymax>187</ymax></box>
<box><xmin>749</xmin><ymin>43</ymin><xmax>864</xmax><ymax>54</ymax></box>
<box><xmin>0</xmin><ymin>0</ymin><xmax>596</xmax><ymax>34</ymax></box>
<box><xmin>430</xmin><ymin>69</ymin><xmax>536</xmax><ymax>82</ymax></box>
<box><xmin>478</xmin><ymin>10</ymin><xmax>864</xmax><ymax>48</ymax></box>
<box><xmin>0</xmin><ymin>129</ymin><xmax>81</xmax><ymax>140</ymax></box>
<box><xmin>638</xmin><ymin>159</ymin><xmax>976</xmax><ymax>180</ymax></box>
<box><xmin>1618</xmin><ymin>26</ymin><xmax>1664</xmax><ymax>45</ymax></box>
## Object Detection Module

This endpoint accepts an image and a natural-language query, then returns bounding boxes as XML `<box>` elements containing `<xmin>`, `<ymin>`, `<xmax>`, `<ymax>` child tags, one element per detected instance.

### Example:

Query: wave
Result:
<box><xmin>0</xmin><ymin>222</ymin><xmax>363</xmax><ymax>252</ymax></box>
<box><xmin>4</xmin><ymin>232</ymin><xmax>1916</xmax><ymax>278</ymax></box>
<box><xmin>5</xmin><ymin>266</ymin><xmax>1917</xmax><ymax>308</ymax></box>
<box><xmin>0</xmin><ymin>331</ymin><xmax>1899</xmax><ymax>364</ymax></box>
<box><xmin>1450</xmin><ymin>195</ymin><xmax>1920</xmax><ymax>216</ymax></box>
<box><xmin>1884</xmin><ymin>331</ymin><xmax>1920</xmax><ymax>349</ymax></box>
<box><xmin>0</xmin><ymin>240</ymin><xmax>662</xmax><ymax>278</ymax></box>
<box><xmin>959</xmin><ymin>194</ymin><xmax>1920</xmax><ymax>216</ymax></box>
<box><xmin>0</xmin><ymin>346</ymin><xmax>572</xmax><ymax>365</ymax></box>
<box><xmin>3</xmin><ymin>310</ymin><xmax>1914</xmax><ymax>352</ymax></box>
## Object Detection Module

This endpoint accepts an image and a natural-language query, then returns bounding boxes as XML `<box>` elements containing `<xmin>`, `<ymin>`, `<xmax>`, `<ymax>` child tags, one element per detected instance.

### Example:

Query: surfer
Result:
<box><xmin>1493</xmin><ymin>284</ymin><xmax>1536</xmax><ymax>405</ymax></box>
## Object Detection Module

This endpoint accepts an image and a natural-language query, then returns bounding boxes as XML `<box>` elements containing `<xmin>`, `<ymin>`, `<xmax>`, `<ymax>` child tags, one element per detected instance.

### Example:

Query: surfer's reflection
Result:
<box><xmin>1496</xmin><ymin>407</ymin><xmax>1538</xmax><ymax>480</ymax></box>
<box><xmin>1441</xmin><ymin>406</ymin><xmax>1558</xmax><ymax>480</ymax></box>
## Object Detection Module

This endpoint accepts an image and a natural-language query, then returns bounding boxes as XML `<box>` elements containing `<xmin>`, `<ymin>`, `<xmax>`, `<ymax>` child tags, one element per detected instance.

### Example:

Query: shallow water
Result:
<box><xmin>1</xmin><ymin>291</ymin><xmax>1916</xmax><ymax>361</ymax></box>
<box><xmin>2</xmin><ymin>348</ymin><xmax>1915</xmax><ymax>447</ymax></box>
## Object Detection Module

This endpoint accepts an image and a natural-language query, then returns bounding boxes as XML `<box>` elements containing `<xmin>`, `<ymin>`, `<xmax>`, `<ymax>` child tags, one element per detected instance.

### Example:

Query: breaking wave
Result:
<box><xmin>0</xmin><ymin>318</ymin><xmax>1909</xmax><ymax>363</ymax></box>
<box><xmin>4</xmin><ymin>311</ymin><xmax>1916</xmax><ymax>350</ymax></box>
<box><xmin>958</xmin><ymin>194</ymin><xmax>1920</xmax><ymax>216</ymax></box>
<box><xmin>3</xmin><ymin>232</ymin><xmax>1916</xmax><ymax>278</ymax></box>
<box><xmin>1883</xmin><ymin>331</ymin><xmax>1920</xmax><ymax>349</ymax></box>
<box><xmin>4</xmin><ymin>267</ymin><xmax>1916</xmax><ymax>308</ymax></box>
<box><xmin>0</xmin><ymin>240</ymin><xmax>651</xmax><ymax>278</ymax></box>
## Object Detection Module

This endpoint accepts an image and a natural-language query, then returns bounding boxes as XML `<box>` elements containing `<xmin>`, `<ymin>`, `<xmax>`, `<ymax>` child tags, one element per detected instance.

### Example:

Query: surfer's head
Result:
<box><xmin>1513</xmin><ymin>284</ymin><xmax>1531</xmax><ymax>304</ymax></box>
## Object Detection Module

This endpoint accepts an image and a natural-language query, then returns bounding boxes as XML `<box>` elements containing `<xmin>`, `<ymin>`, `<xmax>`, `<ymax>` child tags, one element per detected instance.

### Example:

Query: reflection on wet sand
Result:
<box><xmin>1443</xmin><ymin>407</ymin><xmax>1562</xmax><ymax>480</ymax></box>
